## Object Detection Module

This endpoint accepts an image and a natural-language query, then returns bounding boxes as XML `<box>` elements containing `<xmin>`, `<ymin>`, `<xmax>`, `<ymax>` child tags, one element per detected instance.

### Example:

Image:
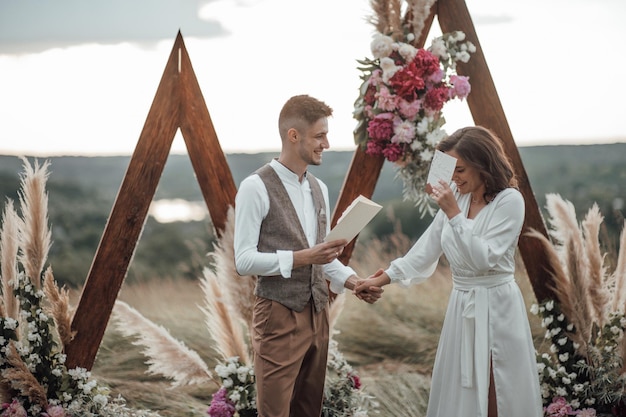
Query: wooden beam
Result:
<box><xmin>65</xmin><ymin>35</ymin><xmax>182</xmax><ymax>369</ymax></box>
<box><xmin>65</xmin><ymin>33</ymin><xmax>238</xmax><ymax>369</ymax></box>
<box><xmin>437</xmin><ymin>0</ymin><xmax>557</xmax><ymax>303</ymax></box>
<box><xmin>178</xmin><ymin>39</ymin><xmax>237</xmax><ymax>235</ymax></box>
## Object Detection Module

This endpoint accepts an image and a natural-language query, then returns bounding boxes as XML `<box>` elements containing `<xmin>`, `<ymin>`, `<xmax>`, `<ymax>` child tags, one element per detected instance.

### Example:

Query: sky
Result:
<box><xmin>1</xmin><ymin>0</ymin><xmax>625</xmax><ymax>156</ymax></box>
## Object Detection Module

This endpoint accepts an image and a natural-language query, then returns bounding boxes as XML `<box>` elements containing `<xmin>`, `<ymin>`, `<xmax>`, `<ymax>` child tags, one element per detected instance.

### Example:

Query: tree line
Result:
<box><xmin>0</xmin><ymin>143</ymin><xmax>624</xmax><ymax>287</ymax></box>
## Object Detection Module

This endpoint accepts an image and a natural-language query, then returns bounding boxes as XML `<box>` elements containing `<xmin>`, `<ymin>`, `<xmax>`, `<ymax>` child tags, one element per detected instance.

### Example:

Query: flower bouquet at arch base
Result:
<box><xmin>353</xmin><ymin>8</ymin><xmax>476</xmax><ymax>217</ymax></box>
<box><xmin>529</xmin><ymin>194</ymin><xmax>626</xmax><ymax>417</ymax></box>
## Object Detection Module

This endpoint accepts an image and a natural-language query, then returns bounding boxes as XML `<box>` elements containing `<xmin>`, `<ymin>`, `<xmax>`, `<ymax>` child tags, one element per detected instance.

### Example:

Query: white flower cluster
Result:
<box><xmin>429</xmin><ymin>31</ymin><xmax>476</xmax><ymax>70</ymax></box>
<box><xmin>215</xmin><ymin>356</ymin><xmax>256</xmax><ymax>411</ymax></box>
<box><xmin>0</xmin><ymin>273</ymin><xmax>159</xmax><ymax>416</ymax></box>
<box><xmin>532</xmin><ymin>300</ymin><xmax>626</xmax><ymax>411</ymax></box>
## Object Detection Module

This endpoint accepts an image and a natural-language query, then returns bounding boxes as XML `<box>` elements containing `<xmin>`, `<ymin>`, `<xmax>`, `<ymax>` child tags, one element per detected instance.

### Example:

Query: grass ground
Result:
<box><xmin>87</xmin><ymin>234</ymin><xmax>544</xmax><ymax>417</ymax></box>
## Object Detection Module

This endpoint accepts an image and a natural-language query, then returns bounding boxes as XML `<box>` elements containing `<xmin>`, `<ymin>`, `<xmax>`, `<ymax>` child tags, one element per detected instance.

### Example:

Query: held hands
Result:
<box><xmin>353</xmin><ymin>269</ymin><xmax>390</xmax><ymax>304</ymax></box>
<box><xmin>346</xmin><ymin>274</ymin><xmax>384</xmax><ymax>304</ymax></box>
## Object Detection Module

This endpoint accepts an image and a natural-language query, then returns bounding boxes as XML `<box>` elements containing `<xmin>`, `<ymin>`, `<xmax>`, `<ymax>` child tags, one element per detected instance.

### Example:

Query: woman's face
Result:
<box><xmin>447</xmin><ymin>149</ymin><xmax>484</xmax><ymax>196</ymax></box>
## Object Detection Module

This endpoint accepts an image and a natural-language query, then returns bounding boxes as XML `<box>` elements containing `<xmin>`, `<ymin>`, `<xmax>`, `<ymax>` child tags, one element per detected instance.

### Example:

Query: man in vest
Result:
<box><xmin>234</xmin><ymin>94</ymin><xmax>382</xmax><ymax>417</ymax></box>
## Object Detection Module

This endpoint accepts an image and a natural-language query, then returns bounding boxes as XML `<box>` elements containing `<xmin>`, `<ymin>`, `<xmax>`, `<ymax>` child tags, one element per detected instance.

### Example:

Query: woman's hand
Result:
<box><xmin>354</xmin><ymin>269</ymin><xmax>390</xmax><ymax>300</ymax></box>
<box><xmin>430</xmin><ymin>180</ymin><xmax>461</xmax><ymax>219</ymax></box>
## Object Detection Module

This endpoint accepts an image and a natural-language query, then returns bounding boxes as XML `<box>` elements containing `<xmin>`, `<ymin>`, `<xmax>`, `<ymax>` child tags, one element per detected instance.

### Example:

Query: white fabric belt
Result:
<box><xmin>454</xmin><ymin>273</ymin><xmax>514</xmax><ymax>417</ymax></box>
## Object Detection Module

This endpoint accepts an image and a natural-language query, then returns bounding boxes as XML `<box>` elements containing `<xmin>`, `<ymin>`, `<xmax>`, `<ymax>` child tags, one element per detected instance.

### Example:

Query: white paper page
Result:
<box><xmin>324</xmin><ymin>195</ymin><xmax>382</xmax><ymax>243</ymax></box>
<box><xmin>426</xmin><ymin>150</ymin><xmax>457</xmax><ymax>193</ymax></box>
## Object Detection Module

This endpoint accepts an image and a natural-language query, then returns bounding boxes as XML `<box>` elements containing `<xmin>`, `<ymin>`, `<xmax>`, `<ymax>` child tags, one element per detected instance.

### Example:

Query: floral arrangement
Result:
<box><xmin>528</xmin><ymin>194</ymin><xmax>626</xmax><ymax>416</ymax></box>
<box><xmin>0</xmin><ymin>158</ymin><xmax>159</xmax><ymax>417</ymax></box>
<box><xmin>322</xmin><ymin>339</ymin><xmax>379</xmax><ymax>417</ymax></box>
<box><xmin>354</xmin><ymin>30</ymin><xmax>475</xmax><ymax>216</ymax></box>
<box><xmin>207</xmin><ymin>357</ymin><xmax>256</xmax><ymax>417</ymax></box>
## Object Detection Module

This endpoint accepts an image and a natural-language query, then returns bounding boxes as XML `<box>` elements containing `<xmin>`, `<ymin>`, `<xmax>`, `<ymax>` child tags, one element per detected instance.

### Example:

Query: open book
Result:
<box><xmin>425</xmin><ymin>150</ymin><xmax>458</xmax><ymax>194</ymax></box>
<box><xmin>324</xmin><ymin>195</ymin><xmax>382</xmax><ymax>243</ymax></box>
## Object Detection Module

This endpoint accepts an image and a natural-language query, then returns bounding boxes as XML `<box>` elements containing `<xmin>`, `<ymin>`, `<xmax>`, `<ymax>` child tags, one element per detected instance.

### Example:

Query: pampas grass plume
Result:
<box><xmin>2</xmin><ymin>343</ymin><xmax>48</xmax><ymax>407</ymax></box>
<box><xmin>113</xmin><ymin>300</ymin><xmax>212</xmax><ymax>387</ymax></box>
<box><xmin>17</xmin><ymin>157</ymin><xmax>51</xmax><ymax>289</ymax></box>
<box><xmin>1</xmin><ymin>199</ymin><xmax>20</xmax><ymax>320</ymax></box>
<box><xmin>42</xmin><ymin>267</ymin><xmax>75</xmax><ymax>347</ymax></box>
<box><xmin>199</xmin><ymin>266</ymin><xmax>251</xmax><ymax>366</ymax></box>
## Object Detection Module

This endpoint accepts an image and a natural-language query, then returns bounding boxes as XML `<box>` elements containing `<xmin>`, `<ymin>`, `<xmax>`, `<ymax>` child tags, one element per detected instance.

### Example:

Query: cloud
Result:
<box><xmin>0</xmin><ymin>0</ymin><xmax>228</xmax><ymax>53</ymax></box>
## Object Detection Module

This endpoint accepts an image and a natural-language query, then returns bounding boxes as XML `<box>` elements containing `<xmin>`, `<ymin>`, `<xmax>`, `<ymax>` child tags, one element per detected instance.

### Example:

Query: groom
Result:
<box><xmin>233</xmin><ymin>94</ymin><xmax>382</xmax><ymax>417</ymax></box>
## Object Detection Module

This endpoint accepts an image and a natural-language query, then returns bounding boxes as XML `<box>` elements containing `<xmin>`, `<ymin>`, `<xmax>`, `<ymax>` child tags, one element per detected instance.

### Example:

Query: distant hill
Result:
<box><xmin>0</xmin><ymin>143</ymin><xmax>624</xmax><ymax>286</ymax></box>
<box><xmin>1</xmin><ymin>143</ymin><xmax>624</xmax><ymax>211</ymax></box>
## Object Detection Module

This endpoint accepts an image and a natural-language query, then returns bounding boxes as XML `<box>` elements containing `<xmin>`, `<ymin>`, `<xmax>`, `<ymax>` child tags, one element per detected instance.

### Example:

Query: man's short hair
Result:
<box><xmin>278</xmin><ymin>95</ymin><xmax>333</xmax><ymax>140</ymax></box>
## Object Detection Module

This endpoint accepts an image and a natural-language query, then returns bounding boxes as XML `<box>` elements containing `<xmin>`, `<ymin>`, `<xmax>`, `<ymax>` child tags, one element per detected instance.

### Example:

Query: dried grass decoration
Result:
<box><xmin>0</xmin><ymin>158</ymin><xmax>160</xmax><ymax>416</ymax></box>
<box><xmin>530</xmin><ymin>193</ymin><xmax>626</xmax><ymax>415</ymax></box>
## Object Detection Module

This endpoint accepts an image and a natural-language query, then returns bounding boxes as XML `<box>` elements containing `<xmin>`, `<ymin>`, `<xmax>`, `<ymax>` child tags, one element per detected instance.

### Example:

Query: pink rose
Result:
<box><xmin>367</xmin><ymin>113</ymin><xmax>395</xmax><ymax>140</ymax></box>
<box><xmin>544</xmin><ymin>397</ymin><xmax>575</xmax><ymax>417</ymax></box>
<box><xmin>392</xmin><ymin>120</ymin><xmax>416</xmax><ymax>144</ymax></box>
<box><xmin>43</xmin><ymin>405</ymin><xmax>66</xmax><ymax>417</ymax></box>
<box><xmin>365</xmin><ymin>138</ymin><xmax>386</xmax><ymax>156</ymax></box>
<box><xmin>412</xmin><ymin>48</ymin><xmax>440</xmax><ymax>76</ymax></box>
<box><xmin>1</xmin><ymin>399</ymin><xmax>27</xmax><ymax>417</ymax></box>
<box><xmin>349</xmin><ymin>373</ymin><xmax>362</xmax><ymax>389</ymax></box>
<box><xmin>425</xmin><ymin>67</ymin><xmax>445</xmax><ymax>86</ymax></box>
<box><xmin>363</xmin><ymin>83</ymin><xmax>377</xmax><ymax>106</ymax></box>
<box><xmin>449</xmin><ymin>75</ymin><xmax>471</xmax><ymax>99</ymax></box>
<box><xmin>382</xmin><ymin>142</ymin><xmax>404</xmax><ymax>162</ymax></box>
<box><xmin>397</xmin><ymin>98</ymin><xmax>421</xmax><ymax>120</ymax></box>
<box><xmin>423</xmin><ymin>85</ymin><xmax>451</xmax><ymax>112</ymax></box>
<box><xmin>375</xmin><ymin>86</ymin><xmax>398</xmax><ymax>111</ymax></box>
<box><xmin>389</xmin><ymin>61</ymin><xmax>426</xmax><ymax>101</ymax></box>
<box><xmin>576</xmin><ymin>408</ymin><xmax>596</xmax><ymax>417</ymax></box>
<box><xmin>207</xmin><ymin>388</ymin><xmax>236</xmax><ymax>417</ymax></box>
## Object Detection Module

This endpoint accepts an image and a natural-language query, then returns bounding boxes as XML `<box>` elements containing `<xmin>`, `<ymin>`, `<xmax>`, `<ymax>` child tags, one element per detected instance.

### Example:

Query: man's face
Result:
<box><xmin>296</xmin><ymin>117</ymin><xmax>329</xmax><ymax>166</ymax></box>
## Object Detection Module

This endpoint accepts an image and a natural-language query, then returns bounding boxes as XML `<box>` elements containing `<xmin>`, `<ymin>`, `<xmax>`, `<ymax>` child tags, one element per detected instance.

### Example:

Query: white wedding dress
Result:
<box><xmin>386</xmin><ymin>187</ymin><xmax>543</xmax><ymax>417</ymax></box>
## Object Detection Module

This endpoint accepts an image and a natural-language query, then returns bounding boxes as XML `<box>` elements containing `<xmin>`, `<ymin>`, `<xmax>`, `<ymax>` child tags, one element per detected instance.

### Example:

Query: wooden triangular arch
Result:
<box><xmin>334</xmin><ymin>0</ymin><xmax>558</xmax><ymax>302</ymax></box>
<box><xmin>66</xmin><ymin>0</ymin><xmax>559</xmax><ymax>371</ymax></box>
<box><xmin>65</xmin><ymin>32</ymin><xmax>238</xmax><ymax>369</ymax></box>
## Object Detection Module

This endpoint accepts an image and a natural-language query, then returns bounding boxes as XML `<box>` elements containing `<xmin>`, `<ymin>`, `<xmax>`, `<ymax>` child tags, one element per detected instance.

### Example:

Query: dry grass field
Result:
<box><xmin>87</xmin><ymin>231</ymin><xmax>545</xmax><ymax>417</ymax></box>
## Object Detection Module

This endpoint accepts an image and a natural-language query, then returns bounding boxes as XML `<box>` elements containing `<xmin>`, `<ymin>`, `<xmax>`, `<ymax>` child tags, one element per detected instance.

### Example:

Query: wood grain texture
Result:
<box><xmin>66</xmin><ymin>33</ymin><xmax>237</xmax><ymax>369</ymax></box>
<box><xmin>178</xmin><ymin>41</ymin><xmax>237</xmax><ymax>233</ymax></box>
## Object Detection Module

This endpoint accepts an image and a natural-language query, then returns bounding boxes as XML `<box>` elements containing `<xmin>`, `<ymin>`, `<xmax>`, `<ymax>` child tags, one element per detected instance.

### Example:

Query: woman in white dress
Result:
<box><xmin>356</xmin><ymin>126</ymin><xmax>543</xmax><ymax>417</ymax></box>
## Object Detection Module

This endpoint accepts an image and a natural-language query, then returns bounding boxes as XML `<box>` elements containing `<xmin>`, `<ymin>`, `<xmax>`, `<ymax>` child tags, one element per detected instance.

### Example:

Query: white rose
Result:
<box><xmin>370</xmin><ymin>34</ymin><xmax>395</xmax><ymax>59</ymax></box>
<box><xmin>430</xmin><ymin>38</ymin><xmax>448</xmax><ymax>59</ymax></box>
<box><xmin>398</xmin><ymin>43</ymin><xmax>418</xmax><ymax>62</ymax></box>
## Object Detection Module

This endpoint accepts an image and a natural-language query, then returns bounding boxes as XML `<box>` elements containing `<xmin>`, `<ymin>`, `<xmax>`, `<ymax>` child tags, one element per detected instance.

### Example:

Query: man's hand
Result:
<box><xmin>345</xmin><ymin>275</ymin><xmax>384</xmax><ymax>304</ymax></box>
<box><xmin>293</xmin><ymin>239</ymin><xmax>347</xmax><ymax>268</ymax></box>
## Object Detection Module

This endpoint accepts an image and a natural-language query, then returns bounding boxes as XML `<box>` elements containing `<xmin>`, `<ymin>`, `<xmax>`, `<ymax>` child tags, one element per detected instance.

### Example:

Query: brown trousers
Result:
<box><xmin>252</xmin><ymin>296</ymin><xmax>329</xmax><ymax>417</ymax></box>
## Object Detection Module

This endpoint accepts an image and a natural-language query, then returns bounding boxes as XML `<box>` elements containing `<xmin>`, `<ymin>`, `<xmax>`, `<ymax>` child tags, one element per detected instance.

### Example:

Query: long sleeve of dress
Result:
<box><xmin>385</xmin><ymin>209</ymin><xmax>447</xmax><ymax>286</ymax></box>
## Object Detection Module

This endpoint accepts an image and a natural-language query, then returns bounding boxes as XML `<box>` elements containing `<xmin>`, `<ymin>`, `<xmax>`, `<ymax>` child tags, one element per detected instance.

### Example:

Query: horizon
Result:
<box><xmin>1</xmin><ymin>138</ymin><xmax>625</xmax><ymax>159</ymax></box>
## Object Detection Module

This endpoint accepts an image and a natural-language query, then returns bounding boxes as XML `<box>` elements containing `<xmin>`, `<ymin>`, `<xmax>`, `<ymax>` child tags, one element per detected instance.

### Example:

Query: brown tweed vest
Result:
<box><xmin>254</xmin><ymin>164</ymin><xmax>329</xmax><ymax>313</ymax></box>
